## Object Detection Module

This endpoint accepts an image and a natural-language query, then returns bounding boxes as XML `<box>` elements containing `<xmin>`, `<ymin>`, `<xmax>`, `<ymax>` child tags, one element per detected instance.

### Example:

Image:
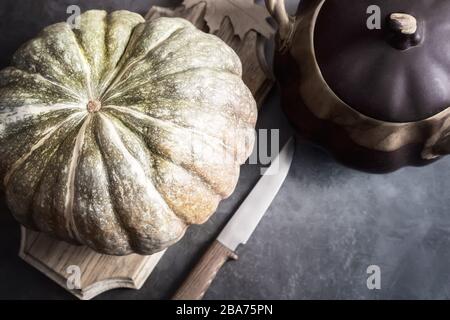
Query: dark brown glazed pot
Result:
<box><xmin>266</xmin><ymin>0</ymin><xmax>450</xmax><ymax>172</ymax></box>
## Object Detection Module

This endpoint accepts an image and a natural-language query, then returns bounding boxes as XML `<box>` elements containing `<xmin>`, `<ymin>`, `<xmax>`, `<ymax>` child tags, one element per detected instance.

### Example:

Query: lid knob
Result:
<box><xmin>389</xmin><ymin>13</ymin><xmax>417</xmax><ymax>35</ymax></box>
<box><xmin>387</xmin><ymin>13</ymin><xmax>422</xmax><ymax>50</ymax></box>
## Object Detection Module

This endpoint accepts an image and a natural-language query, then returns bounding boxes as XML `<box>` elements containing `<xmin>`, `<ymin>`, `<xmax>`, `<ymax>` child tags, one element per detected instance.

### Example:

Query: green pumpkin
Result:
<box><xmin>0</xmin><ymin>10</ymin><xmax>257</xmax><ymax>255</ymax></box>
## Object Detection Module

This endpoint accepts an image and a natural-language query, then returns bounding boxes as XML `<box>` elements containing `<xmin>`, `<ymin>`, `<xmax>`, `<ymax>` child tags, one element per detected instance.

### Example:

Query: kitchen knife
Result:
<box><xmin>172</xmin><ymin>137</ymin><xmax>295</xmax><ymax>300</ymax></box>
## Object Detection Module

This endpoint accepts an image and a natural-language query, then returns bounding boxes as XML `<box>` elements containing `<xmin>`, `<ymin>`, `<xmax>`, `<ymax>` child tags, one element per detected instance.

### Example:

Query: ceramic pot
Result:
<box><xmin>266</xmin><ymin>0</ymin><xmax>450</xmax><ymax>172</ymax></box>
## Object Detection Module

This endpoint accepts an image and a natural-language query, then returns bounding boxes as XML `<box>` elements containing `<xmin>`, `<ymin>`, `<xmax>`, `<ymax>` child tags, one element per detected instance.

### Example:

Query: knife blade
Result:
<box><xmin>173</xmin><ymin>137</ymin><xmax>295</xmax><ymax>300</ymax></box>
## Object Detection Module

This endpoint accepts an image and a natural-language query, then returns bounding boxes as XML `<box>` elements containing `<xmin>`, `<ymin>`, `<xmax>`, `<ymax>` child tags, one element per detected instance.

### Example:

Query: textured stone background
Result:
<box><xmin>1</xmin><ymin>0</ymin><xmax>450</xmax><ymax>300</ymax></box>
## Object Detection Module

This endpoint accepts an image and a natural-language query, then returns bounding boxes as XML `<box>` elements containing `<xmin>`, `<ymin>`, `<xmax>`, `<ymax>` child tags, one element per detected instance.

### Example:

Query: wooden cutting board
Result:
<box><xmin>20</xmin><ymin>0</ymin><xmax>275</xmax><ymax>300</ymax></box>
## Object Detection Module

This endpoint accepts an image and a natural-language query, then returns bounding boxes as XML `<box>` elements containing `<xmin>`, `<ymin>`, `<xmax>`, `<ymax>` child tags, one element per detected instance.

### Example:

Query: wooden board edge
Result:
<box><xmin>19</xmin><ymin>227</ymin><xmax>165</xmax><ymax>300</ymax></box>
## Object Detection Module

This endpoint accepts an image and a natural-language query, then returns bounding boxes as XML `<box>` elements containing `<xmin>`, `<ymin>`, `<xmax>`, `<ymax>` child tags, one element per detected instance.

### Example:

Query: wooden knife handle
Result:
<box><xmin>173</xmin><ymin>240</ymin><xmax>238</xmax><ymax>300</ymax></box>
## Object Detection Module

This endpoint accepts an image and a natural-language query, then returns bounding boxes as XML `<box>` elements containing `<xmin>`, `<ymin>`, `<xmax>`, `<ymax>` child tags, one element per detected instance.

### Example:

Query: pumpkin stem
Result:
<box><xmin>387</xmin><ymin>13</ymin><xmax>422</xmax><ymax>50</ymax></box>
<box><xmin>87</xmin><ymin>100</ymin><xmax>102</xmax><ymax>113</ymax></box>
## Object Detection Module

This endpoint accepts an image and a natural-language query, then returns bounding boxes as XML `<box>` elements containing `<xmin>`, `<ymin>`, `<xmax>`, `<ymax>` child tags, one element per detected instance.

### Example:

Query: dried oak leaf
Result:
<box><xmin>183</xmin><ymin>0</ymin><xmax>274</xmax><ymax>39</ymax></box>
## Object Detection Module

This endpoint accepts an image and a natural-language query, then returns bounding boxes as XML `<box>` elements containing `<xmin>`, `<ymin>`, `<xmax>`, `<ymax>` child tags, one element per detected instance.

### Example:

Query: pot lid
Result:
<box><xmin>314</xmin><ymin>0</ymin><xmax>450</xmax><ymax>123</ymax></box>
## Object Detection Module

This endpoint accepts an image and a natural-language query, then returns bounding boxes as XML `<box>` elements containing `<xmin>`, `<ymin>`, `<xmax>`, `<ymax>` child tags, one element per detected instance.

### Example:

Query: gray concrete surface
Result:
<box><xmin>1</xmin><ymin>0</ymin><xmax>450</xmax><ymax>300</ymax></box>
